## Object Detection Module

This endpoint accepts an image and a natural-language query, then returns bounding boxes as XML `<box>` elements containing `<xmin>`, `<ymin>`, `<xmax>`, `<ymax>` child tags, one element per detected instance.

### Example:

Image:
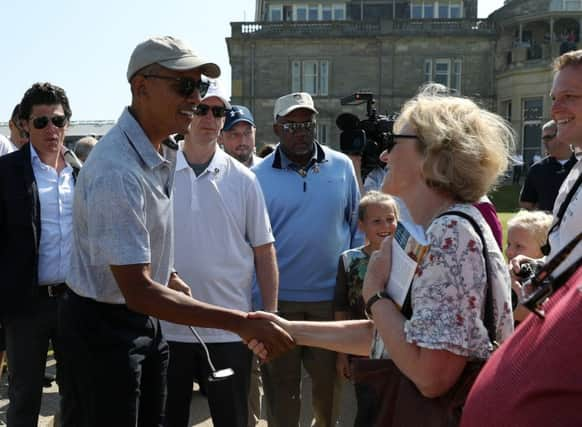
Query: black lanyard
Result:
<box><xmin>542</xmin><ymin>168</ymin><xmax>582</xmax><ymax>255</ymax></box>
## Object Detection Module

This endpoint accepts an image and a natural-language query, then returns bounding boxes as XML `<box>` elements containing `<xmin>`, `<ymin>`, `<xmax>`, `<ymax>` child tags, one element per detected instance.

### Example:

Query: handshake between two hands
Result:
<box><xmin>241</xmin><ymin>236</ymin><xmax>395</xmax><ymax>362</ymax></box>
<box><xmin>242</xmin><ymin>312</ymin><xmax>295</xmax><ymax>362</ymax></box>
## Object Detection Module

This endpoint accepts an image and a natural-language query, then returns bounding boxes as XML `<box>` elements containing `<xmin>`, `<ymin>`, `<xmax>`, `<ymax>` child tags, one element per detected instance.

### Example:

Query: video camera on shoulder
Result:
<box><xmin>336</xmin><ymin>92</ymin><xmax>398</xmax><ymax>180</ymax></box>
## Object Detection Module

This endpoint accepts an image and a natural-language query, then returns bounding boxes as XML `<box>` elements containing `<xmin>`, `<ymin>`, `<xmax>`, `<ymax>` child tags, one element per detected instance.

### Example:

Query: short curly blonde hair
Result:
<box><xmin>395</xmin><ymin>95</ymin><xmax>515</xmax><ymax>203</ymax></box>
<box><xmin>358</xmin><ymin>190</ymin><xmax>399</xmax><ymax>221</ymax></box>
<box><xmin>507</xmin><ymin>210</ymin><xmax>554</xmax><ymax>249</ymax></box>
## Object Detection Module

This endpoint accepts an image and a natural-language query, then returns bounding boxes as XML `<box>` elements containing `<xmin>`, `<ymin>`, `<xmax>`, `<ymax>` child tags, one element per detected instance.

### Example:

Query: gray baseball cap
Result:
<box><xmin>126</xmin><ymin>36</ymin><xmax>221</xmax><ymax>82</ymax></box>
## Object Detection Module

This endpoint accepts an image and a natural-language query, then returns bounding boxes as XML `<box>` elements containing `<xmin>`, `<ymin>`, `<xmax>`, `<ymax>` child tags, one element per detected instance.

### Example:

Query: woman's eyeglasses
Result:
<box><xmin>30</xmin><ymin>115</ymin><xmax>68</xmax><ymax>130</ymax></box>
<box><xmin>280</xmin><ymin>121</ymin><xmax>316</xmax><ymax>134</ymax></box>
<box><xmin>194</xmin><ymin>104</ymin><xmax>229</xmax><ymax>118</ymax></box>
<box><xmin>384</xmin><ymin>133</ymin><xmax>419</xmax><ymax>153</ymax></box>
<box><xmin>143</xmin><ymin>75</ymin><xmax>210</xmax><ymax>98</ymax></box>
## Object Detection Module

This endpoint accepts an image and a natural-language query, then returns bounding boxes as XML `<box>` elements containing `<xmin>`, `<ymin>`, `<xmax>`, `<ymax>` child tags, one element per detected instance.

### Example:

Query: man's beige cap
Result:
<box><xmin>273</xmin><ymin>92</ymin><xmax>318</xmax><ymax>121</ymax></box>
<box><xmin>127</xmin><ymin>35</ymin><xmax>220</xmax><ymax>82</ymax></box>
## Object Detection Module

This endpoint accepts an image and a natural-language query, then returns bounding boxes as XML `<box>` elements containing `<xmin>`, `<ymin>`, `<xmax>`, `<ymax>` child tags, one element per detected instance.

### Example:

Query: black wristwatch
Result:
<box><xmin>365</xmin><ymin>291</ymin><xmax>392</xmax><ymax>320</ymax></box>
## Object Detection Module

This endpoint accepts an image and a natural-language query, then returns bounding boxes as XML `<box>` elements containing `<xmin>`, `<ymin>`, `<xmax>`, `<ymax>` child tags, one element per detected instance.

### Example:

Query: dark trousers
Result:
<box><xmin>2</xmin><ymin>296</ymin><xmax>62</xmax><ymax>427</ymax></box>
<box><xmin>165</xmin><ymin>340</ymin><xmax>252</xmax><ymax>427</ymax></box>
<box><xmin>260</xmin><ymin>301</ymin><xmax>340</xmax><ymax>427</ymax></box>
<box><xmin>58</xmin><ymin>289</ymin><xmax>169</xmax><ymax>427</ymax></box>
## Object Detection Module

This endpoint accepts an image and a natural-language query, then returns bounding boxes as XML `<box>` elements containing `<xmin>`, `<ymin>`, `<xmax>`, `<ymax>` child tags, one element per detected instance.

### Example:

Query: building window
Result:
<box><xmin>291</xmin><ymin>60</ymin><xmax>329</xmax><ymax>96</ymax></box>
<box><xmin>434</xmin><ymin>59</ymin><xmax>450</xmax><ymax>86</ymax></box>
<box><xmin>322</xmin><ymin>5</ymin><xmax>332</xmax><ymax>19</ymax></box>
<box><xmin>289</xmin><ymin>3</ymin><xmax>346</xmax><ymax>21</ymax></box>
<box><xmin>303</xmin><ymin>61</ymin><xmax>318</xmax><ymax>93</ymax></box>
<box><xmin>269</xmin><ymin>5</ymin><xmax>283</xmax><ymax>21</ymax></box>
<box><xmin>563</xmin><ymin>0</ymin><xmax>582</xmax><ymax>10</ymax></box>
<box><xmin>411</xmin><ymin>1</ymin><xmax>463</xmax><ymax>18</ymax></box>
<box><xmin>522</xmin><ymin>98</ymin><xmax>543</xmax><ymax>166</ymax></box>
<box><xmin>501</xmin><ymin>100</ymin><xmax>512</xmax><ymax>123</ymax></box>
<box><xmin>412</xmin><ymin>3</ymin><xmax>423</xmax><ymax>18</ymax></box>
<box><xmin>308</xmin><ymin>5</ymin><xmax>319</xmax><ymax>20</ymax></box>
<box><xmin>424</xmin><ymin>58</ymin><xmax>462</xmax><ymax>94</ymax></box>
<box><xmin>295</xmin><ymin>5</ymin><xmax>307</xmax><ymax>20</ymax></box>
<box><xmin>423</xmin><ymin>3</ymin><xmax>434</xmax><ymax>18</ymax></box>
<box><xmin>424</xmin><ymin>60</ymin><xmax>432</xmax><ymax>82</ymax></box>
<box><xmin>333</xmin><ymin>4</ymin><xmax>346</xmax><ymax>20</ymax></box>
<box><xmin>449</xmin><ymin>1</ymin><xmax>462</xmax><ymax>17</ymax></box>
<box><xmin>317</xmin><ymin>122</ymin><xmax>328</xmax><ymax>145</ymax></box>
<box><xmin>451</xmin><ymin>59</ymin><xmax>462</xmax><ymax>94</ymax></box>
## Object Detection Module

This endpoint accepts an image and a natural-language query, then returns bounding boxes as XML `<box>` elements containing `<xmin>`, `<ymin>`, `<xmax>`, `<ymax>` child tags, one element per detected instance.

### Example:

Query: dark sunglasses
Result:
<box><xmin>143</xmin><ymin>75</ymin><xmax>210</xmax><ymax>98</ymax></box>
<box><xmin>384</xmin><ymin>133</ymin><xmax>419</xmax><ymax>153</ymax></box>
<box><xmin>194</xmin><ymin>103</ymin><xmax>229</xmax><ymax>118</ymax></box>
<box><xmin>30</xmin><ymin>115</ymin><xmax>68</xmax><ymax>130</ymax></box>
<box><xmin>541</xmin><ymin>134</ymin><xmax>556</xmax><ymax>142</ymax></box>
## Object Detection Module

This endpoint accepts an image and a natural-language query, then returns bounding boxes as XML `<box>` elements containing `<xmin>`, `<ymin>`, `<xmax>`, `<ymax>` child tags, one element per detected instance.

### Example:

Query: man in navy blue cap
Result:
<box><xmin>219</xmin><ymin>105</ymin><xmax>262</xmax><ymax>167</ymax></box>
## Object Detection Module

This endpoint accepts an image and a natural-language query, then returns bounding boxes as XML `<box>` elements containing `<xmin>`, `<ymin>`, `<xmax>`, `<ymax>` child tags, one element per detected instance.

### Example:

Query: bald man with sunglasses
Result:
<box><xmin>0</xmin><ymin>82</ymin><xmax>79</xmax><ymax>426</ymax></box>
<box><xmin>58</xmin><ymin>36</ymin><xmax>292</xmax><ymax>427</ymax></box>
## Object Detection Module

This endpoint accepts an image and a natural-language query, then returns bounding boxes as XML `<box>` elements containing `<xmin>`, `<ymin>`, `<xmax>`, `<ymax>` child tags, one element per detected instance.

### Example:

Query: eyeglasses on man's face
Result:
<box><xmin>143</xmin><ymin>75</ymin><xmax>210</xmax><ymax>98</ymax></box>
<box><xmin>280</xmin><ymin>121</ymin><xmax>316</xmax><ymax>134</ymax></box>
<box><xmin>194</xmin><ymin>104</ymin><xmax>229</xmax><ymax>118</ymax></box>
<box><xmin>542</xmin><ymin>134</ymin><xmax>556</xmax><ymax>142</ymax></box>
<box><xmin>30</xmin><ymin>115</ymin><xmax>68</xmax><ymax>130</ymax></box>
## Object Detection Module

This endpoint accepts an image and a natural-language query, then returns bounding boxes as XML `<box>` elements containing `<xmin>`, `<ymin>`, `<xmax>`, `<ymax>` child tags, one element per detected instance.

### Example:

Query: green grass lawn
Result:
<box><xmin>498</xmin><ymin>212</ymin><xmax>514</xmax><ymax>253</ymax></box>
<box><xmin>489</xmin><ymin>183</ymin><xmax>521</xmax><ymax>213</ymax></box>
<box><xmin>489</xmin><ymin>183</ymin><xmax>523</xmax><ymax>252</ymax></box>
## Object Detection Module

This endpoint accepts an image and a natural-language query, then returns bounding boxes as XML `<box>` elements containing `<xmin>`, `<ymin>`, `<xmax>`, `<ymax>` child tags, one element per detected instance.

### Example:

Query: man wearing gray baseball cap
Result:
<box><xmin>58</xmin><ymin>35</ymin><xmax>294</xmax><ymax>427</ymax></box>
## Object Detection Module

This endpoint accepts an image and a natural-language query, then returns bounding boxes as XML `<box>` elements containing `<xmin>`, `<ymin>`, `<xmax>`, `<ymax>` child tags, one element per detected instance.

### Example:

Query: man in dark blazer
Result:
<box><xmin>0</xmin><ymin>82</ymin><xmax>78</xmax><ymax>426</ymax></box>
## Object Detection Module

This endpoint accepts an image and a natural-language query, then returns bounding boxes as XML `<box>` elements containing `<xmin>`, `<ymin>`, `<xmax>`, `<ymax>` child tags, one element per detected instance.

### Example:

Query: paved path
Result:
<box><xmin>0</xmin><ymin>356</ymin><xmax>356</xmax><ymax>426</ymax></box>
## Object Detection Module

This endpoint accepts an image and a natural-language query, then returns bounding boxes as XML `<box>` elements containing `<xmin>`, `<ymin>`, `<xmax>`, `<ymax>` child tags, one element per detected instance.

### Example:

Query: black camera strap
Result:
<box><xmin>535</xmin><ymin>232</ymin><xmax>582</xmax><ymax>287</ymax></box>
<box><xmin>541</xmin><ymin>169</ymin><xmax>582</xmax><ymax>256</ymax></box>
<box><xmin>523</xmin><ymin>232</ymin><xmax>582</xmax><ymax>317</ymax></box>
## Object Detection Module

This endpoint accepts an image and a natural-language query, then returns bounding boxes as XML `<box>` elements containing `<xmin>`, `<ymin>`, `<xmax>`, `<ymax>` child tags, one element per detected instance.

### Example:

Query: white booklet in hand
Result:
<box><xmin>386</xmin><ymin>220</ymin><xmax>431</xmax><ymax>309</ymax></box>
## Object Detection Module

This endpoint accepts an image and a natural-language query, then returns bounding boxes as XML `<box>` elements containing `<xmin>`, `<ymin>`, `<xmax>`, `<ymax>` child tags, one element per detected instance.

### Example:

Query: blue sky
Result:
<box><xmin>0</xmin><ymin>0</ymin><xmax>503</xmax><ymax>122</ymax></box>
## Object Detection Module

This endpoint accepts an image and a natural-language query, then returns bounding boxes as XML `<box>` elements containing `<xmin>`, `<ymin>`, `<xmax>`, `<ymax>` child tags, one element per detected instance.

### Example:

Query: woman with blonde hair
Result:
<box><xmin>250</xmin><ymin>94</ymin><xmax>515</xmax><ymax>426</ymax></box>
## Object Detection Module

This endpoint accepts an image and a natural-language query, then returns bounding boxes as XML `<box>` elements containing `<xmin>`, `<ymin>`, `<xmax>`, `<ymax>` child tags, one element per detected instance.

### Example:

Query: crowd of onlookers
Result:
<box><xmin>0</xmin><ymin>37</ymin><xmax>580</xmax><ymax>427</ymax></box>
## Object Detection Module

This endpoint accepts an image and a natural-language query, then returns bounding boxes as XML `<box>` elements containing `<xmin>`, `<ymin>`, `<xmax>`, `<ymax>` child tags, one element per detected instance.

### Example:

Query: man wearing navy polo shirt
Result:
<box><xmin>253</xmin><ymin>92</ymin><xmax>362</xmax><ymax>427</ymax></box>
<box><xmin>520</xmin><ymin>119</ymin><xmax>577</xmax><ymax>211</ymax></box>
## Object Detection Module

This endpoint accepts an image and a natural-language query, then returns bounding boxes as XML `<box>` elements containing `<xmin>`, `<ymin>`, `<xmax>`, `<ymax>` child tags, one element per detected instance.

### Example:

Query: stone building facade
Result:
<box><xmin>491</xmin><ymin>0</ymin><xmax>581</xmax><ymax>165</ymax></box>
<box><xmin>227</xmin><ymin>0</ymin><xmax>581</xmax><ymax>158</ymax></box>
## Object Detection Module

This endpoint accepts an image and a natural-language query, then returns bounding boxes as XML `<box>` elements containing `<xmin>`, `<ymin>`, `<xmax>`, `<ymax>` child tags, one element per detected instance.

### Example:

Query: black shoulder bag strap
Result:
<box><xmin>542</xmin><ymin>169</ymin><xmax>582</xmax><ymax>255</ymax></box>
<box><xmin>400</xmin><ymin>210</ymin><xmax>498</xmax><ymax>347</ymax></box>
<box><xmin>437</xmin><ymin>211</ymin><xmax>498</xmax><ymax>347</ymax></box>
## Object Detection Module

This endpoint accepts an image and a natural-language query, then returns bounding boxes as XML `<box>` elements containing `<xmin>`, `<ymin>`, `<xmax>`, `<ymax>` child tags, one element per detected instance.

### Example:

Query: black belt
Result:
<box><xmin>38</xmin><ymin>283</ymin><xmax>68</xmax><ymax>298</ymax></box>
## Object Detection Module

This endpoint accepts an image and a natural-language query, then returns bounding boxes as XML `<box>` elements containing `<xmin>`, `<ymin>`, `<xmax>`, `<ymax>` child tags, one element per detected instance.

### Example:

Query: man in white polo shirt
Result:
<box><xmin>161</xmin><ymin>80</ymin><xmax>278</xmax><ymax>427</ymax></box>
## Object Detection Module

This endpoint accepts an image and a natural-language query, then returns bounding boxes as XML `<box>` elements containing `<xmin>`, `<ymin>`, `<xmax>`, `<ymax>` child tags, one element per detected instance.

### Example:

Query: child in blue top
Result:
<box><xmin>333</xmin><ymin>191</ymin><xmax>399</xmax><ymax>426</ymax></box>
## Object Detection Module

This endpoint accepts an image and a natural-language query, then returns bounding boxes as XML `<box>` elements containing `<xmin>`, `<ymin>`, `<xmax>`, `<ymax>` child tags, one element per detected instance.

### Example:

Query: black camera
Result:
<box><xmin>516</xmin><ymin>262</ymin><xmax>540</xmax><ymax>283</ymax></box>
<box><xmin>516</xmin><ymin>261</ymin><xmax>553</xmax><ymax>318</ymax></box>
<box><xmin>336</xmin><ymin>92</ymin><xmax>397</xmax><ymax>181</ymax></box>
